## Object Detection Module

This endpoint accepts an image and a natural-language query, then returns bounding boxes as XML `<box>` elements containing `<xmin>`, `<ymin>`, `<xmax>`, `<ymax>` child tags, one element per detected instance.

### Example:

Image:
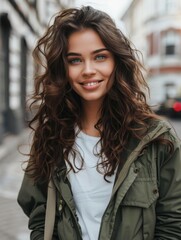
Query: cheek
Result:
<box><xmin>104</xmin><ymin>66</ymin><xmax>115</xmax><ymax>79</ymax></box>
<box><xmin>105</xmin><ymin>64</ymin><xmax>115</xmax><ymax>87</ymax></box>
<box><xmin>67</xmin><ymin>67</ymin><xmax>73</xmax><ymax>80</ymax></box>
<box><xmin>68</xmin><ymin>67</ymin><xmax>80</xmax><ymax>83</ymax></box>
<box><xmin>102</xmin><ymin>60</ymin><xmax>115</xmax><ymax>77</ymax></box>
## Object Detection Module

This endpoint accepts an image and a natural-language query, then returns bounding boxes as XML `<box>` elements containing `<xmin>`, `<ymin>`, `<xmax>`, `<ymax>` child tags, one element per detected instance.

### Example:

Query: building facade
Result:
<box><xmin>121</xmin><ymin>0</ymin><xmax>181</xmax><ymax>107</ymax></box>
<box><xmin>0</xmin><ymin>0</ymin><xmax>74</xmax><ymax>144</ymax></box>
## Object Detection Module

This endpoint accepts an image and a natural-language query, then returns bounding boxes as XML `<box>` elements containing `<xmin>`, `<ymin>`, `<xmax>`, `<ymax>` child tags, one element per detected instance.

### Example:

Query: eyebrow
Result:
<box><xmin>66</xmin><ymin>48</ymin><xmax>108</xmax><ymax>57</ymax></box>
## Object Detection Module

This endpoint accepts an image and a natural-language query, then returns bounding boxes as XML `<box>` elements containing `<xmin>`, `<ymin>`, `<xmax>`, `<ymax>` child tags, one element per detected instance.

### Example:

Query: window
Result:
<box><xmin>165</xmin><ymin>44</ymin><xmax>175</xmax><ymax>55</ymax></box>
<box><xmin>162</xmin><ymin>30</ymin><xmax>180</xmax><ymax>56</ymax></box>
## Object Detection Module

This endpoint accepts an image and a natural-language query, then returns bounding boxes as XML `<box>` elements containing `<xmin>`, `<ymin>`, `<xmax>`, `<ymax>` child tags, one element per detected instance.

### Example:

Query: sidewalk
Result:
<box><xmin>0</xmin><ymin>128</ymin><xmax>31</xmax><ymax>240</ymax></box>
<box><xmin>0</xmin><ymin>128</ymin><xmax>31</xmax><ymax>161</ymax></box>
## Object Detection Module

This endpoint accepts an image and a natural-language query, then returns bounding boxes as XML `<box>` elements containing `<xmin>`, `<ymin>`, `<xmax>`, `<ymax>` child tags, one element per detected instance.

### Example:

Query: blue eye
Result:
<box><xmin>96</xmin><ymin>55</ymin><xmax>106</xmax><ymax>61</ymax></box>
<box><xmin>68</xmin><ymin>58</ymin><xmax>82</xmax><ymax>64</ymax></box>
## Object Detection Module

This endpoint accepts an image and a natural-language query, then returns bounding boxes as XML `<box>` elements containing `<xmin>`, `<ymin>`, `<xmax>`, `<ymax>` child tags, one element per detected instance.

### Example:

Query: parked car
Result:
<box><xmin>156</xmin><ymin>97</ymin><xmax>181</xmax><ymax>118</ymax></box>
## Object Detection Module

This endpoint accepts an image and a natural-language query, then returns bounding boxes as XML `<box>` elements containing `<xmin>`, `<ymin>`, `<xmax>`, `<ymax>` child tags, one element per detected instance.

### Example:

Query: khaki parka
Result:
<box><xmin>17</xmin><ymin>120</ymin><xmax>181</xmax><ymax>240</ymax></box>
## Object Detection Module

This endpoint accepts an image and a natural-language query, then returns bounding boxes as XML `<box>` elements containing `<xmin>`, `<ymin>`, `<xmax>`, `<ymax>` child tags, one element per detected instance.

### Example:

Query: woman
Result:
<box><xmin>18</xmin><ymin>6</ymin><xmax>181</xmax><ymax>240</ymax></box>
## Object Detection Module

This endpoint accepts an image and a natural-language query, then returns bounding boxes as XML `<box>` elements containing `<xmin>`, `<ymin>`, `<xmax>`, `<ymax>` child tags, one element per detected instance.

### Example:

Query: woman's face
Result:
<box><xmin>67</xmin><ymin>28</ymin><xmax>115</xmax><ymax>106</ymax></box>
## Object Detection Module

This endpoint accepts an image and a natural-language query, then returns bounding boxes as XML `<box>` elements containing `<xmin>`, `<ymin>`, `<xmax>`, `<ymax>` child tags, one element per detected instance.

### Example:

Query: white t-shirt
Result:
<box><xmin>66</xmin><ymin>130</ymin><xmax>116</xmax><ymax>240</ymax></box>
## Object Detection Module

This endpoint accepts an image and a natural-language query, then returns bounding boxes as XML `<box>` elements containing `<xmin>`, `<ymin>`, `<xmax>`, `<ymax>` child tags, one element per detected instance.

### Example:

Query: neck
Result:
<box><xmin>81</xmin><ymin>101</ymin><xmax>102</xmax><ymax>137</ymax></box>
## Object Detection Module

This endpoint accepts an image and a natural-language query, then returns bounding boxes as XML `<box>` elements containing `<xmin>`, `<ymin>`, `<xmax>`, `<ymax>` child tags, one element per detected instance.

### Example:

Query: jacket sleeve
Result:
<box><xmin>154</xmin><ymin>130</ymin><xmax>181</xmax><ymax>239</ymax></box>
<box><xmin>17</xmin><ymin>174</ymin><xmax>58</xmax><ymax>240</ymax></box>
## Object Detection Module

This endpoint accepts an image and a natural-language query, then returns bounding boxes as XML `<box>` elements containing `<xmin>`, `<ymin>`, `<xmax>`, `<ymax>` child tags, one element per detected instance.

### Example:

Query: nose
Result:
<box><xmin>82</xmin><ymin>61</ymin><xmax>96</xmax><ymax>76</ymax></box>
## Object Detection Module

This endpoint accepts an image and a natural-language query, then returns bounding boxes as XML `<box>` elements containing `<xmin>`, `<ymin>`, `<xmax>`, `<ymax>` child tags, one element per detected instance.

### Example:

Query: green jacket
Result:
<box><xmin>18</xmin><ymin>120</ymin><xmax>181</xmax><ymax>239</ymax></box>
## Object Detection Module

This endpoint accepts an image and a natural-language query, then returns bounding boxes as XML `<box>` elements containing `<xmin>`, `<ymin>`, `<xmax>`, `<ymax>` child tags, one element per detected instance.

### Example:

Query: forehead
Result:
<box><xmin>67</xmin><ymin>28</ymin><xmax>106</xmax><ymax>52</ymax></box>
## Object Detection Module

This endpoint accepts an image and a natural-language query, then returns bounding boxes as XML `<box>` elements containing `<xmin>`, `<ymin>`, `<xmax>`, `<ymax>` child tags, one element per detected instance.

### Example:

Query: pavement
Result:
<box><xmin>0</xmin><ymin>128</ymin><xmax>31</xmax><ymax>240</ymax></box>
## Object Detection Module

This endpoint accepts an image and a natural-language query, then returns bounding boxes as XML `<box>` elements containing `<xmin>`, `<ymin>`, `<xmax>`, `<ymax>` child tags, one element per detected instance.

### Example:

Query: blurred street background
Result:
<box><xmin>0</xmin><ymin>0</ymin><xmax>181</xmax><ymax>239</ymax></box>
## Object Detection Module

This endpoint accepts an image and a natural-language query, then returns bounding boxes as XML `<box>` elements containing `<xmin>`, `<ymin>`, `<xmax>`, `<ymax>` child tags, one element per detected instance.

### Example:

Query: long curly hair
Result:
<box><xmin>26</xmin><ymin>6</ymin><xmax>160</xmax><ymax>182</ymax></box>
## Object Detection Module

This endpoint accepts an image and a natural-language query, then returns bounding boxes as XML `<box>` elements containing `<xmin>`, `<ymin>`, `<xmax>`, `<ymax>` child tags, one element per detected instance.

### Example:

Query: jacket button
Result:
<box><xmin>134</xmin><ymin>168</ymin><xmax>139</xmax><ymax>174</ymax></box>
<box><xmin>153</xmin><ymin>189</ymin><xmax>158</xmax><ymax>194</ymax></box>
<box><xmin>59</xmin><ymin>199</ymin><xmax>63</xmax><ymax>211</ymax></box>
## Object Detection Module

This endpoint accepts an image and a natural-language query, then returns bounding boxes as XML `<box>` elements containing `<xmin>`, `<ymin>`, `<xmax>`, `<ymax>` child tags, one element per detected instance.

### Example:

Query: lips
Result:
<box><xmin>80</xmin><ymin>80</ymin><xmax>103</xmax><ymax>86</ymax></box>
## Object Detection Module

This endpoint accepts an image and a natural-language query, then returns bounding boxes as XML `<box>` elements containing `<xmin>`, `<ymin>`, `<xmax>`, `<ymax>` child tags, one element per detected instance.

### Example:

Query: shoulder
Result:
<box><xmin>147</xmin><ymin>118</ymin><xmax>180</xmax><ymax>142</ymax></box>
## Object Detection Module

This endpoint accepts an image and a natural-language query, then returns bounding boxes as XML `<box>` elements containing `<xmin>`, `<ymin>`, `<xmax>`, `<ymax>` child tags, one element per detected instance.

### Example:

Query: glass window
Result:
<box><xmin>165</xmin><ymin>44</ymin><xmax>175</xmax><ymax>55</ymax></box>
<box><xmin>162</xmin><ymin>31</ymin><xmax>180</xmax><ymax>56</ymax></box>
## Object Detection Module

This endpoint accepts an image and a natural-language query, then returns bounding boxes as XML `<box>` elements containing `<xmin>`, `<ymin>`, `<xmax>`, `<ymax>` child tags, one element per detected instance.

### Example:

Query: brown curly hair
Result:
<box><xmin>26</xmin><ymin>6</ymin><xmax>160</xmax><ymax>182</ymax></box>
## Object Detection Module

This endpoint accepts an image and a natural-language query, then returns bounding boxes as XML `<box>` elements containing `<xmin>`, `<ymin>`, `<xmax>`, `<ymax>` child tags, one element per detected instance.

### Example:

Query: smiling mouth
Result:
<box><xmin>81</xmin><ymin>81</ymin><xmax>103</xmax><ymax>86</ymax></box>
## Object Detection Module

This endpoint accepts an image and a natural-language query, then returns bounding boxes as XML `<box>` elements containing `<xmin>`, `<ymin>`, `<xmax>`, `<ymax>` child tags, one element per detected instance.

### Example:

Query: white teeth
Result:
<box><xmin>83</xmin><ymin>82</ymin><xmax>99</xmax><ymax>86</ymax></box>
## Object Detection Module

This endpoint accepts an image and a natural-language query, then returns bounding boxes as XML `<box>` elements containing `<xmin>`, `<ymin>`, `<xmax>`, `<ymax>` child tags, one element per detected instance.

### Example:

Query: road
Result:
<box><xmin>0</xmin><ymin>118</ymin><xmax>180</xmax><ymax>239</ymax></box>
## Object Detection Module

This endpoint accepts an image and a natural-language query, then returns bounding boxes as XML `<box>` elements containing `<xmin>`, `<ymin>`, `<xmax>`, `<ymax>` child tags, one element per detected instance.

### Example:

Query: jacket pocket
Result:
<box><xmin>120</xmin><ymin>178</ymin><xmax>159</xmax><ymax>240</ymax></box>
<box><xmin>121</xmin><ymin>177</ymin><xmax>159</xmax><ymax>208</ymax></box>
<box><xmin>118</xmin><ymin>156</ymin><xmax>159</xmax><ymax>239</ymax></box>
<box><xmin>120</xmin><ymin>158</ymin><xmax>159</xmax><ymax>208</ymax></box>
